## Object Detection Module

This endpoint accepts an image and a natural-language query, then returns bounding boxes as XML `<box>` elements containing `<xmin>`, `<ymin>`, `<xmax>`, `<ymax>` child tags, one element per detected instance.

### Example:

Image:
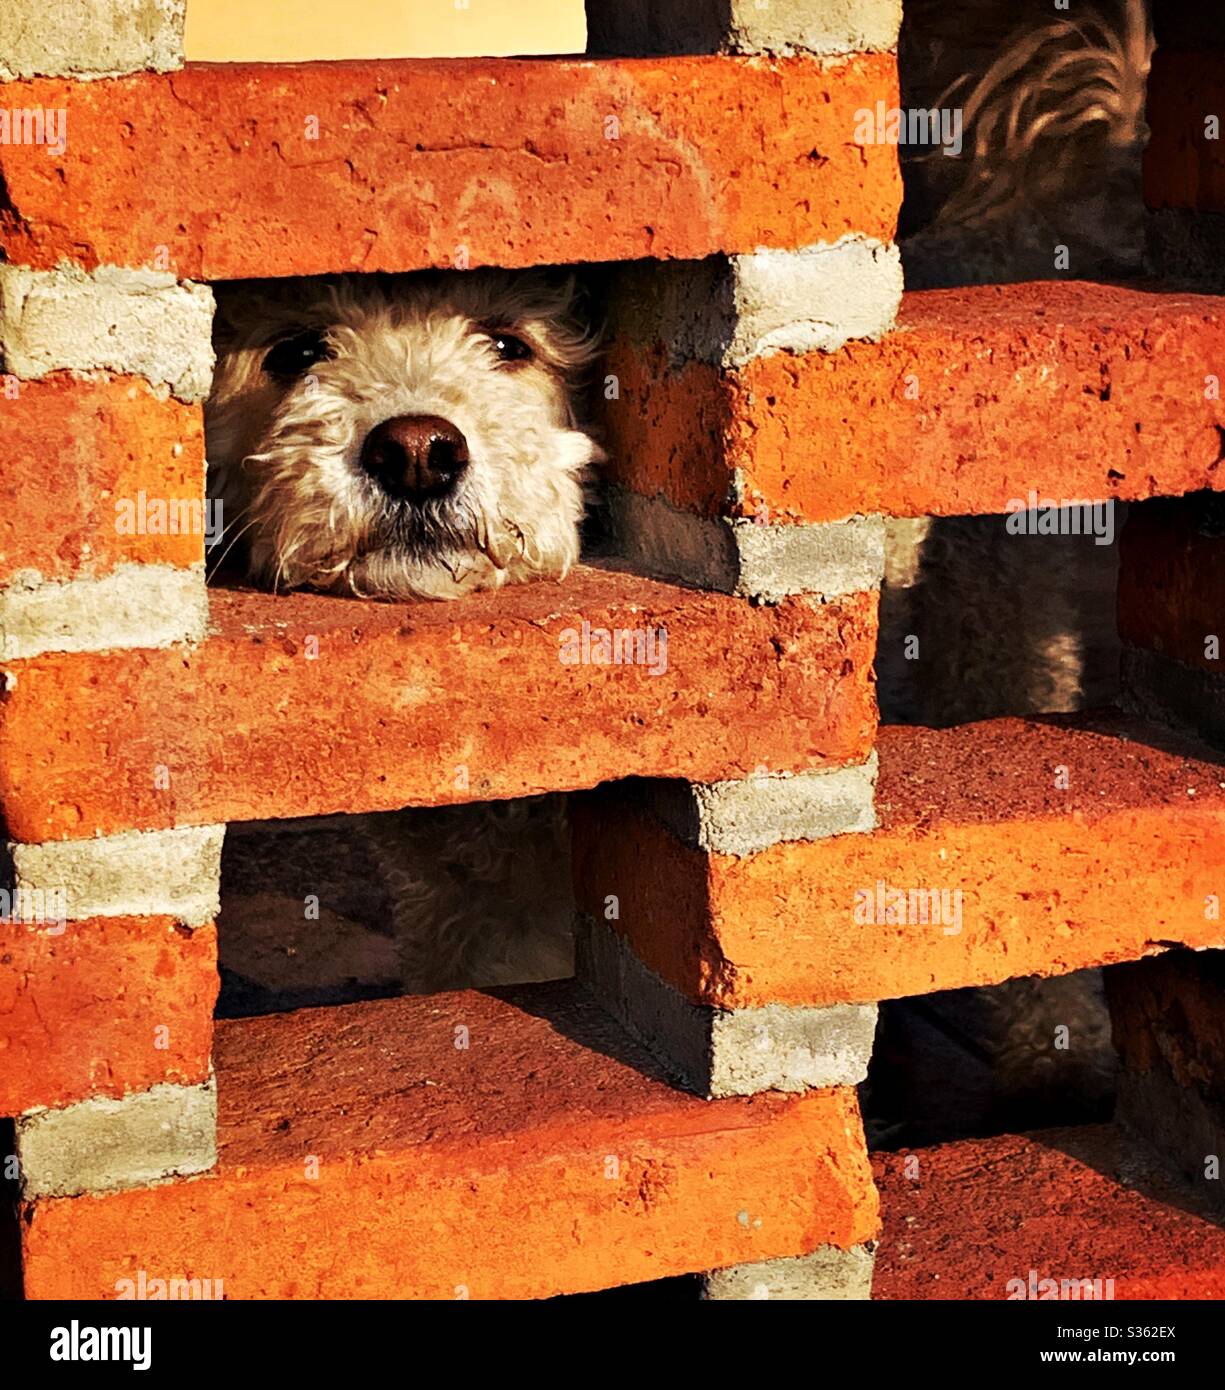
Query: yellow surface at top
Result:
<box><xmin>184</xmin><ymin>0</ymin><xmax>586</xmax><ymax>61</ymax></box>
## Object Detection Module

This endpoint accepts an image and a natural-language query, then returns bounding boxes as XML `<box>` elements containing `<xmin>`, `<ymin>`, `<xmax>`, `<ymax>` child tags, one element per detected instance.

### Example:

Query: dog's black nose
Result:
<box><xmin>360</xmin><ymin>414</ymin><xmax>469</xmax><ymax>501</ymax></box>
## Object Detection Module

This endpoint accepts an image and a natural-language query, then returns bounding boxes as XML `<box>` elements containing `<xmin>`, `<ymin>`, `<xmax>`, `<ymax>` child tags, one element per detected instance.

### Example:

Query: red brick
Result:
<box><xmin>0</xmin><ymin>568</ymin><xmax>878</xmax><ymax>841</ymax></box>
<box><xmin>599</xmin><ymin>283</ymin><xmax>1225</xmax><ymax>523</ymax></box>
<box><xmin>0</xmin><ymin>55</ymin><xmax>900</xmax><ymax>279</ymax></box>
<box><xmin>572</xmin><ymin>712</ymin><xmax>1225</xmax><ymax>1009</ymax></box>
<box><xmin>0</xmin><ymin>374</ymin><xmax>205</xmax><ymax>584</ymax></box>
<box><xmin>20</xmin><ymin>983</ymin><xmax>878</xmax><ymax>1299</ymax></box>
<box><xmin>873</xmin><ymin>1125</ymin><xmax>1225</xmax><ymax>1300</ymax></box>
<box><xmin>0</xmin><ymin>916</ymin><xmax>216</xmax><ymax>1115</ymax></box>
<box><xmin>1144</xmin><ymin>49</ymin><xmax>1225</xmax><ymax>214</ymax></box>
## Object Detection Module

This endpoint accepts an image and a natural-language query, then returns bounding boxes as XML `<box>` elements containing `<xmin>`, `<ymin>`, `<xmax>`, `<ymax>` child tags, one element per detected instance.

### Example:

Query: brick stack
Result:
<box><xmin>0</xmin><ymin>2</ymin><xmax>223</xmax><ymax>1219</ymax></box>
<box><xmin>2</xmin><ymin>0</ymin><xmax>1223</xmax><ymax>1302</ymax></box>
<box><xmin>0</xmin><ymin>0</ymin><xmax>897</xmax><ymax>1300</ymax></box>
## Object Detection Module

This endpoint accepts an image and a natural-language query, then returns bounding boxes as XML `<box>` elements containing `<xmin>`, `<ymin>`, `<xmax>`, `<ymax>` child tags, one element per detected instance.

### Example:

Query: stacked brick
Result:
<box><xmin>0</xmin><ymin>0</ymin><xmax>897</xmax><ymax>1301</ymax></box>
<box><xmin>0</xmin><ymin>3</ymin><xmax>223</xmax><ymax>1220</ymax></box>
<box><xmin>2</xmin><ymin>0</ymin><xmax>1223</xmax><ymax>1303</ymax></box>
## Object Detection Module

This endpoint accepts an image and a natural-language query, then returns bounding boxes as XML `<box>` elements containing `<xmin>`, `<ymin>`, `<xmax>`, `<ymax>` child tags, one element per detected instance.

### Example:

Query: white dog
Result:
<box><xmin>206</xmin><ymin>271</ymin><xmax>599</xmax><ymax>994</ymax></box>
<box><xmin>207</xmin><ymin>270</ymin><xmax>601</xmax><ymax>601</ymax></box>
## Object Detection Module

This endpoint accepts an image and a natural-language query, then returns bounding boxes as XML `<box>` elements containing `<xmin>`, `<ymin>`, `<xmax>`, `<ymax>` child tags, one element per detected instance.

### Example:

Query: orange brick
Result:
<box><xmin>598</xmin><ymin>283</ymin><xmax>1225</xmax><ymax>523</ymax></box>
<box><xmin>1144</xmin><ymin>48</ymin><xmax>1225</xmax><ymax>214</ymax></box>
<box><xmin>0</xmin><ymin>374</ymin><xmax>205</xmax><ymax>584</ymax></box>
<box><xmin>20</xmin><ymin>984</ymin><xmax>878</xmax><ymax>1299</ymax></box>
<box><xmin>0</xmin><ymin>569</ymin><xmax>878</xmax><ymax>841</ymax></box>
<box><xmin>1119</xmin><ymin>496</ymin><xmax>1225</xmax><ymax>673</ymax></box>
<box><xmin>572</xmin><ymin>713</ymin><xmax>1225</xmax><ymax>1009</ymax></box>
<box><xmin>0</xmin><ymin>54</ymin><xmax>900</xmax><ymax>279</ymax></box>
<box><xmin>0</xmin><ymin>916</ymin><xmax>216</xmax><ymax>1115</ymax></box>
<box><xmin>873</xmin><ymin>1126</ymin><xmax>1225</xmax><ymax>1300</ymax></box>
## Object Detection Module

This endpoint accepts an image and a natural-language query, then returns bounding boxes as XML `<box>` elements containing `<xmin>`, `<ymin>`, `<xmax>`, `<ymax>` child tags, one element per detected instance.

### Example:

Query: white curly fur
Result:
<box><xmin>206</xmin><ymin>269</ymin><xmax>602</xmax><ymax>600</ymax></box>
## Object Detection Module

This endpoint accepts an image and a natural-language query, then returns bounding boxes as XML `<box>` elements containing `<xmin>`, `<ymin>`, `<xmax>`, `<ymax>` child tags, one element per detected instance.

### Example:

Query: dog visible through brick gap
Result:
<box><xmin>206</xmin><ymin>2</ymin><xmax>1146</xmax><ymax>1129</ymax></box>
<box><xmin>207</xmin><ymin>270</ymin><xmax>598</xmax><ymax>1001</ymax></box>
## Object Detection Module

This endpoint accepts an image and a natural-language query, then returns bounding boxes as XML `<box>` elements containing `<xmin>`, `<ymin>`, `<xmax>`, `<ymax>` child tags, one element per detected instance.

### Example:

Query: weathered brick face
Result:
<box><xmin>0</xmin><ymin>54</ymin><xmax>900</xmax><ymax>279</ymax></box>
<box><xmin>6</xmin><ymin>0</ymin><xmax>1225</xmax><ymax>1303</ymax></box>
<box><xmin>599</xmin><ymin>282</ymin><xmax>1225</xmax><ymax>525</ymax></box>
<box><xmin>0</xmin><ymin>374</ymin><xmax>205</xmax><ymax>584</ymax></box>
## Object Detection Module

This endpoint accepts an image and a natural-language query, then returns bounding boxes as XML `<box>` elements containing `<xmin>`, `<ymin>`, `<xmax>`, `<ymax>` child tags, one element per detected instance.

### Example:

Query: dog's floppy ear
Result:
<box><xmin>506</xmin><ymin>270</ymin><xmax>602</xmax><ymax>378</ymax></box>
<box><xmin>210</xmin><ymin>277</ymin><xmax>335</xmax><ymax>355</ymax></box>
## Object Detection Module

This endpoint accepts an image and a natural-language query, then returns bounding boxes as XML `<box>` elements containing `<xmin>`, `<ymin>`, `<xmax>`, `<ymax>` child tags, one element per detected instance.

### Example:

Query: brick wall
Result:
<box><xmin>2</xmin><ymin>0</ymin><xmax>1224</xmax><ymax>1303</ymax></box>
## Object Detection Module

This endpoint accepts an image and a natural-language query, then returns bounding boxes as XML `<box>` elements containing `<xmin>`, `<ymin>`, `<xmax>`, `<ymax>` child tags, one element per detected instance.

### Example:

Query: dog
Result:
<box><xmin>207</xmin><ymin>270</ymin><xmax>601</xmax><ymax>600</ymax></box>
<box><xmin>206</xmin><ymin>270</ymin><xmax>599</xmax><ymax>994</ymax></box>
<box><xmin>899</xmin><ymin>0</ymin><xmax>1153</xmax><ymax>288</ymax></box>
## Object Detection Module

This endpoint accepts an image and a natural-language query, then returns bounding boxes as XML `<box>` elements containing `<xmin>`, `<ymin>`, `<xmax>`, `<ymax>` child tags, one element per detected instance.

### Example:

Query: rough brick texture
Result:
<box><xmin>874</xmin><ymin>1126</ymin><xmax>1225</xmax><ymax>1300</ymax></box>
<box><xmin>572</xmin><ymin>713</ymin><xmax>1225</xmax><ymax>1009</ymax></box>
<box><xmin>0</xmin><ymin>54</ymin><xmax>900</xmax><ymax>279</ymax></box>
<box><xmin>0</xmin><ymin>916</ymin><xmax>216</xmax><ymax>1115</ymax></box>
<box><xmin>19</xmin><ymin>983</ymin><xmax>878</xmax><ymax>1299</ymax></box>
<box><xmin>0</xmin><ymin>375</ymin><xmax>205</xmax><ymax>584</ymax></box>
<box><xmin>600</xmin><ymin>283</ymin><xmax>1225</xmax><ymax>524</ymax></box>
<box><xmin>0</xmin><ymin>569</ymin><xmax>878</xmax><ymax>841</ymax></box>
<box><xmin>1144</xmin><ymin>49</ymin><xmax>1225</xmax><ymax>214</ymax></box>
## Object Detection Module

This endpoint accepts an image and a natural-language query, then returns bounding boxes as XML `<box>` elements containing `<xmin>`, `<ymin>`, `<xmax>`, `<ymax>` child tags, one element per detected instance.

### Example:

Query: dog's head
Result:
<box><xmin>206</xmin><ymin>270</ymin><xmax>601</xmax><ymax>600</ymax></box>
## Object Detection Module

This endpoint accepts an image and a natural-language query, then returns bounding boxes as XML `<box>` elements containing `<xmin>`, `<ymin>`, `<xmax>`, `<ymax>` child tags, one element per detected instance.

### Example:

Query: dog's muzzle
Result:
<box><xmin>360</xmin><ymin>414</ymin><xmax>469</xmax><ymax>503</ymax></box>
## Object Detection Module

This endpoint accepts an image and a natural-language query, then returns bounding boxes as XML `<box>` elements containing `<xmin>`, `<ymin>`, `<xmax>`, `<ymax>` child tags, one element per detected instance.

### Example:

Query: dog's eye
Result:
<box><xmin>486</xmin><ymin>330</ymin><xmax>534</xmax><ymax>365</ymax></box>
<box><xmin>262</xmin><ymin>330</ymin><xmax>332</xmax><ymax>379</ymax></box>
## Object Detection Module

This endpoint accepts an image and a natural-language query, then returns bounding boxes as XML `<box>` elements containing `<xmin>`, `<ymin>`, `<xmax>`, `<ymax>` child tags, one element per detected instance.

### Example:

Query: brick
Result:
<box><xmin>7</xmin><ymin>824</ymin><xmax>224</xmax><ymax>926</ymax></box>
<box><xmin>18</xmin><ymin>983</ymin><xmax>879</xmax><ymax>1299</ymax></box>
<box><xmin>0</xmin><ymin>0</ymin><xmax>185</xmax><ymax>81</ymax></box>
<box><xmin>0</xmin><ymin>375</ymin><xmax>205</xmax><ymax>585</ymax></box>
<box><xmin>17</xmin><ymin>1078</ymin><xmax>217</xmax><ymax>1200</ymax></box>
<box><xmin>0</xmin><ymin>915</ymin><xmax>216</xmax><ymax>1115</ymax></box>
<box><xmin>572</xmin><ymin>712</ymin><xmax>1225</xmax><ymax>1009</ymax></box>
<box><xmin>1119</xmin><ymin>497</ymin><xmax>1225</xmax><ymax>675</ymax></box>
<box><xmin>1144</xmin><ymin>49</ymin><xmax>1225</xmax><ymax>215</ymax></box>
<box><xmin>602</xmin><ymin>241</ymin><xmax>902</xmax><ymax>370</ymax></box>
<box><xmin>0</xmin><ymin>54</ymin><xmax>900</xmax><ymax>279</ymax></box>
<box><xmin>587</xmin><ymin>0</ymin><xmax>902</xmax><ymax>57</ymax></box>
<box><xmin>576</xmin><ymin>913</ymin><xmax>877</xmax><ymax>1096</ymax></box>
<box><xmin>0</xmin><ymin>266</ymin><xmax>215</xmax><ymax>403</ymax></box>
<box><xmin>873</xmin><ymin>1125</ymin><xmax>1225</xmax><ymax>1300</ymax></box>
<box><xmin>606</xmin><ymin>495</ymin><xmax>885</xmax><ymax>599</ymax></box>
<box><xmin>647</xmin><ymin>754</ymin><xmax>878</xmax><ymax>857</ymax></box>
<box><xmin>1106</xmin><ymin>950</ymin><xmax>1225</xmax><ymax>1204</ymax></box>
<box><xmin>599</xmin><ymin>282</ymin><xmax>1225</xmax><ymax>525</ymax></box>
<box><xmin>0</xmin><ymin>568</ymin><xmax>878</xmax><ymax>841</ymax></box>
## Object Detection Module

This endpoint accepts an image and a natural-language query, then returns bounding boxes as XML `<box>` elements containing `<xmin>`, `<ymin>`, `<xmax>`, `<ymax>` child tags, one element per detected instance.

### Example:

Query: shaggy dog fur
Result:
<box><xmin>206</xmin><ymin>271</ymin><xmax>596</xmax><ymax>992</ymax></box>
<box><xmin>207</xmin><ymin>270</ymin><xmax>601</xmax><ymax>601</ymax></box>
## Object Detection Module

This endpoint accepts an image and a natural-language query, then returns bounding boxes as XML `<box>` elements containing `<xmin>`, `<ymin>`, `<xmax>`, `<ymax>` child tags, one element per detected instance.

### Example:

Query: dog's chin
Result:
<box><xmin>340</xmin><ymin>542</ymin><xmax>506</xmax><ymax>602</ymax></box>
